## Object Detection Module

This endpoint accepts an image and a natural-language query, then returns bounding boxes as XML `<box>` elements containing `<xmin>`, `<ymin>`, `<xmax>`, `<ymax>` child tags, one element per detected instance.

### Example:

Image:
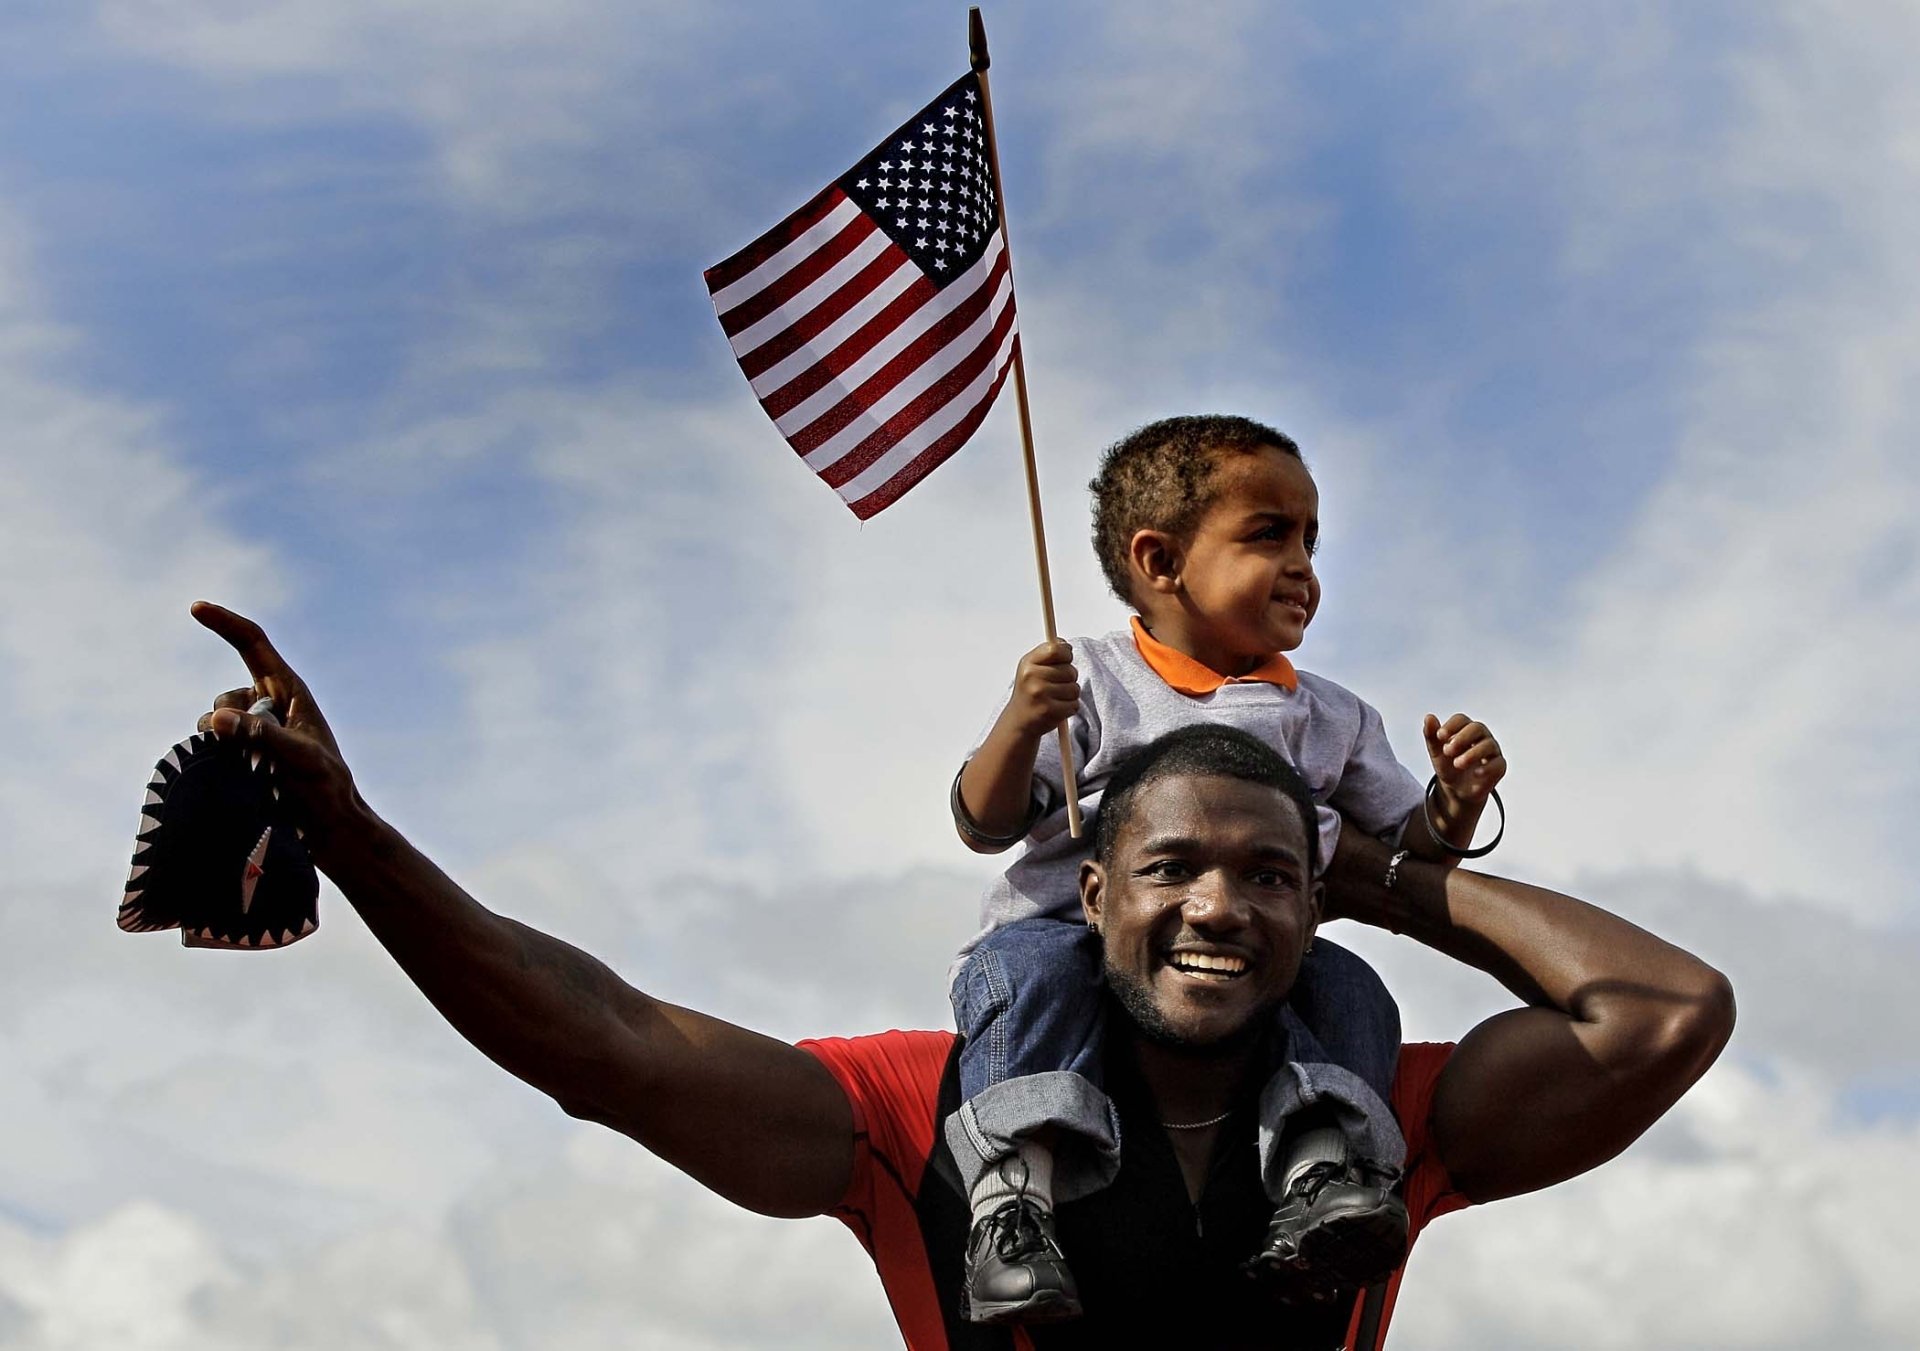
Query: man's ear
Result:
<box><xmin>1127</xmin><ymin>528</ymin><xmax>1183</xmax><ymax>597</ymax></box>
<box><xmin>1079</xmin><ymin>858</ymin><xmax>1107</xmax><ymax>930</ymax></box>
<box><xmin>1306</xmin><ymin>876</ymin><xmax>1325</xmax><ymax>943</ymax></box>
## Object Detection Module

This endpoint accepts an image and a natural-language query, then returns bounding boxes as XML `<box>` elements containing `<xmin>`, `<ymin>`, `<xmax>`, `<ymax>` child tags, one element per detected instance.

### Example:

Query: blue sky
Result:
<box><xmin>2</xmin><ymin>2</ymin><xmax>1918</xmax><ymax>1346</ymax></box>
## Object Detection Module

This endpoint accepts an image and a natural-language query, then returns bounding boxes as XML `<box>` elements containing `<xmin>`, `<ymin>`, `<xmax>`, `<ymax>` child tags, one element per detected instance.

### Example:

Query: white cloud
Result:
<box><xmin>1329</xmin><ymin>1</ymin><xmax>1920</xmax><ymax>918</ymax></box>
<box><xmin>1399</xmin><ymin>1059</ymin><xmax>1920</xmax><ymax>1349</ymax></box>
<box><xmin>0</xmin><ymin>206</ymin><xmax>280</xmax><ymax>891</ymax></box>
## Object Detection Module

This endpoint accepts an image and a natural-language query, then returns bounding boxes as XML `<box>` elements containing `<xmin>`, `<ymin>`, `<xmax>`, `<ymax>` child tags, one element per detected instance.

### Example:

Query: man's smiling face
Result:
<box><xmin>1080</xmin><ymin>772</ymin><xmax>1322</xmax><ymax>1050</ymax></box>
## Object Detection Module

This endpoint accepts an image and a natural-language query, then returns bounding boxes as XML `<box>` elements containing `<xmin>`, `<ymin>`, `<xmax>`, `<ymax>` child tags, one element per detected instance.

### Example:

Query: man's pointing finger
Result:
<box><xmin>191</xmin><ymin>601</ymin><xmax>292</xmax><ymax>684</ymax></box>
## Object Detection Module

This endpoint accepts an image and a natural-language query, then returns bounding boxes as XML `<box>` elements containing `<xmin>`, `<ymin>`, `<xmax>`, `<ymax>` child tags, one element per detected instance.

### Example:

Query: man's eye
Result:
<box><xmin>1250</xmin><ymin>869</ymin><xmax>1293</xmax><ymax>888</ymax></box>
<box><xmin>1142</xmin><ymin>859</ymin><xmax>1191</xmax><ymax>879</ymax></box>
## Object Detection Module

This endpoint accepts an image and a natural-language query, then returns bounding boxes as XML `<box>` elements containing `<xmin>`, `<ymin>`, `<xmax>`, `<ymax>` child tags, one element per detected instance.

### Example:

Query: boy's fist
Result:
<box><xmin>1423</xmin><ymin>712</ymin><xmax>1505</xmax><ymax>806</ymax></box>
<box><xmin>1006</xmin><ymin>640</ymin><xmax>1080</xmax><ymax>738</ymax></box>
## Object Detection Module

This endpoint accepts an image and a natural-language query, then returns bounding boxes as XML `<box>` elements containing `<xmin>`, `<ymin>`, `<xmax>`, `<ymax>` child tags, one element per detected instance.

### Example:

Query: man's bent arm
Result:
<box><xmin>1326</xmin><ymin>830</ymin><xmax>1735</xmax><ymax>1204</ymax></box>
<box><xmin>192</xmin><ymin>603</ymin><xmax>855</xmax><ymax>1220</ymax></box>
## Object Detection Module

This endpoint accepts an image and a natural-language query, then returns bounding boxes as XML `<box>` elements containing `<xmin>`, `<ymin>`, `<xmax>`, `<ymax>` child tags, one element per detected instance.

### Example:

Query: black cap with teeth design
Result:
<box><xmin>116</xmin><ymin>709</ymin><xmax>319</xmax><ymax>951</ymax></box>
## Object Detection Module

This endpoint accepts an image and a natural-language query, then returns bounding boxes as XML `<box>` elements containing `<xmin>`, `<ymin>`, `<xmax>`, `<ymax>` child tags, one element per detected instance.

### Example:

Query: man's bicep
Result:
<box><xmin>585</xmin><ymin>999</ymin><xmax>858</xmax><ymax>1220</ymax></box>
<box><xmin>1428</xmin><ymin>1006</ymin><xmax>1638</xmax><ymax>1204</ymax></box>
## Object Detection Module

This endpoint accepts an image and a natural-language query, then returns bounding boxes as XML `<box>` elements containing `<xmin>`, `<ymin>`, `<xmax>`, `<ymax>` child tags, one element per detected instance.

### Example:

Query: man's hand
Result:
<box><xmin>1005</xmin><ymin>639</ymin><xmax>1080</xmax><ymax>738</ymax></box>
<box><xmin>191</xmin><ymin>602</ymin><xmax>362</xmax><ymax>857</ymax></box>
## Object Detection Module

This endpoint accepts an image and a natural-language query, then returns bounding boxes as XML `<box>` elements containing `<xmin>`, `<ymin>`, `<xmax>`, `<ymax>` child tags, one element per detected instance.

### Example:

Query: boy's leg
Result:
<box><xmin>1246</xmin><ymin>939</ymin><xmax>1410</xmax><ymax>1302</ymax></box>
<box><xmin>948</xmin><ymin>916</ymin><xmax>1117</xmax><ymax>1324</ymax></box>
<box><xmin>1285</xmin><ymin>933</ymin><xmax>1402</xmax><ymax>1104</ymax></box>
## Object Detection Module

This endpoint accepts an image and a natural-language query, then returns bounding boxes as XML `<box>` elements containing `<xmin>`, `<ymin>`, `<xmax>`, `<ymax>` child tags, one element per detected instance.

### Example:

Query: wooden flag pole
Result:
<box><xmin>969</xmin><ymin>7</ymin><xmax>1083</xmax><ymax>839</ymax></box>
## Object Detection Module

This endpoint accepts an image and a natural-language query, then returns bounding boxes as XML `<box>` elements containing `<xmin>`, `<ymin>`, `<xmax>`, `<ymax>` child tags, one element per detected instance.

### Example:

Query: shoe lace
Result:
<box><xmin>1287</xmin><ymin>1157</ymin><xmax>1403</xmax><ymax>1205</ymax></box>
<box><xmin>984</xmin><ymin>1197</ymin><xmax>1053</xmax><ymax>1260</ymax></box>
<box><xmin>978</xmin><ymin>1157</ymin><xmax>1055</xmax><ymax>1260</ymax></box>
<box><xmin>1285</xmin><ymin>1158</ymin><xmax>1347</xmax><ymax>1204</ymax></box>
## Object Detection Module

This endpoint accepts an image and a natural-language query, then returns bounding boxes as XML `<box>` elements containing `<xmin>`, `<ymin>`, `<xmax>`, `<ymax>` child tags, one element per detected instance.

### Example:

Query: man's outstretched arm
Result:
<box><xmin>192</xmin><ymin>603</ymin><xmax>856</xmax><ymax>1219</ymax></box>
<box><xmin>1326</xmin><ymin>830</ymin><xmax>1735</xmax><ymax>1204</ymax></box>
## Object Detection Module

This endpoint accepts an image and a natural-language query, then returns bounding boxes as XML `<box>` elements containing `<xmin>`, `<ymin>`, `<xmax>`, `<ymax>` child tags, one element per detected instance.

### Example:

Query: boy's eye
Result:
<box><xmin>1305</xmin><ymin>533</ymin><xmax>1320</xmax><ymax>557</ymax></box>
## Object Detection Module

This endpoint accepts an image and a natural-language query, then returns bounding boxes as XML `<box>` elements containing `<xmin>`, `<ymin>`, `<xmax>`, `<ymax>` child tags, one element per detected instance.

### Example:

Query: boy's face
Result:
<box><xmin>1156</xmin><ymin>446</ymin><xmax>1321</xmax><ymax>670</ymax></box>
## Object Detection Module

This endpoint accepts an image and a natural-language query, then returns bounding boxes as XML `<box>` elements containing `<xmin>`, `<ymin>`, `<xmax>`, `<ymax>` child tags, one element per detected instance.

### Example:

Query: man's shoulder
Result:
<box><xmin>800</xmin><ymin>1029</ymin><xmax>958</xmax><ymax>1092</ymax></box>
<box><xmin>798</xmin><ymin>1029</ymin><xmax>958</xmax><ymax>1136</ymax></box>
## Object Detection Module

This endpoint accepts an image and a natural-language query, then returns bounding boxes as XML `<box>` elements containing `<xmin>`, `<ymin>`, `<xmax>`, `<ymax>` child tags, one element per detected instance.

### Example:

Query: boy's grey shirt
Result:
<box><xmin>957</xmin><ymin>628</ymin><xmax>1423</xmax><ymax>970</ymax></box>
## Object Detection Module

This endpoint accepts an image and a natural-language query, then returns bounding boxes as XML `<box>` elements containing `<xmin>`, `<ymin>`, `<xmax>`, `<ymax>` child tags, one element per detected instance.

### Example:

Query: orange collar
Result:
<box><xmin>1129</xmin><ymin>616</ymin><xmax>1298</xmax><ymax>695</ymax></box>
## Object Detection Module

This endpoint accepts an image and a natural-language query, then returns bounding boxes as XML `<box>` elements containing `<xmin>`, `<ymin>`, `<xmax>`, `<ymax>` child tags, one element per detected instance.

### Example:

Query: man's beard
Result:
<box><xmin>1103</xmin><ymin>957</ymin><xmax>1275</xmax><ymax>1061</ymax></box>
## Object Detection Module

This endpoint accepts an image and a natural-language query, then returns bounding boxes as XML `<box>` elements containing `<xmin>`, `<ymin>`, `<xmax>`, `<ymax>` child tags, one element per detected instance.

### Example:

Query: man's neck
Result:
<box><xmin>1122</xmin><ymin>1027</ymin><xmax>1266</xmax><ymax>1203</ymax></box>
<box><xmin>1131</xmin><ymin>1034</ymin><xmax>1258</xmax><ymax>1108</ymax></box>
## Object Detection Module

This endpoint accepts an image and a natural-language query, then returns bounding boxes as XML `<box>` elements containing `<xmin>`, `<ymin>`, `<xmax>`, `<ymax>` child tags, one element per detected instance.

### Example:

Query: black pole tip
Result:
<box><xmin>969</xmin><ymin>7</ymin><xmax>990</xmax><ymax>72</ymax></box>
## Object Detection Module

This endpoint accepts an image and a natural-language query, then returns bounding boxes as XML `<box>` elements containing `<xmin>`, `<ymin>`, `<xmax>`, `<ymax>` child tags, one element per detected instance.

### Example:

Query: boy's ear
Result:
<box><xmin>1128</xmin><ymin>528</ymin><xmax>1184</xmax><ymax>596</ymax></box>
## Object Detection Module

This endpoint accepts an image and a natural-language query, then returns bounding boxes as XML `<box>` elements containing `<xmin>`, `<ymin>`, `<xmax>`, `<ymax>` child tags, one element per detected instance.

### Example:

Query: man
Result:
<box><xmin>189</xmin><ymin>603</ymin><xmax>1734</xmax><ymax>1348</ymax></box>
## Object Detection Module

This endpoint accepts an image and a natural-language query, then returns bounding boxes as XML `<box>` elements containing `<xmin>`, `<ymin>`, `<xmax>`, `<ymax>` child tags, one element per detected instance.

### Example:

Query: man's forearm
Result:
<box><xmin>316</xmin><ymin>805</ymin><xmax>646</xmax><ymax>1123</ymax></box>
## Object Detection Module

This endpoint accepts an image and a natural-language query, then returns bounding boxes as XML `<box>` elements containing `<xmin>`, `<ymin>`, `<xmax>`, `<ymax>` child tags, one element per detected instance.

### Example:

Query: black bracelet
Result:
<box><xmin>1423</xmin><ymin>777</ymin><xmax>1505</xmax><ymax>858</ymax></box>
<box><xmin>951</xmin><ymin>766</ymin><xmax>1042</xmax><ymax>849</ymax></box>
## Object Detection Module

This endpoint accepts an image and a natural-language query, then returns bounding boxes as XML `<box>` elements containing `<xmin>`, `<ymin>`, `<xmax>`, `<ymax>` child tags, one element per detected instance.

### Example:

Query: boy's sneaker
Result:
<box><xmin>961</xmin><ymin>1195</ymin><xmax>1083</xmax><ymax>1324</ymax></box>
<box><xmin>1243</xmin><ymin>1159</ymin><xmax>1408</xmax><ymax>1303</ymax></box>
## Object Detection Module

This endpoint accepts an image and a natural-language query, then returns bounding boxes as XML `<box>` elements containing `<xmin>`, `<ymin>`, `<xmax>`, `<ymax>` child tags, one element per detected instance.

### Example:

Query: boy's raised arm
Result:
<box><xmin>189</xmin><ymin>604</ymin><xmax>857</xmax><ymax>1220</ymax></box>
<box><xmin>1326</xmin><ymin>827</ymin><xmax>1734</xmax><ymax>1203</ymax></box>
<box><xmin>953</xmin><ymin>638</ymin><xmax>1079</xmax><ymax>851</ymax></box>
<box><xmin>1400</xmin><ymin>711</ymin><xmax>1506</xmax><ymax>866</ymax></box>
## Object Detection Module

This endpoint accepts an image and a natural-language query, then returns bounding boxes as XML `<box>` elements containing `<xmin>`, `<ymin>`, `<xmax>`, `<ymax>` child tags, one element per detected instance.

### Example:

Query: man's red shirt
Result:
<box><xmin>801</xmin><ymin>1032</ymin><xmax>1468</xmax><ymax>1349</ymax></box>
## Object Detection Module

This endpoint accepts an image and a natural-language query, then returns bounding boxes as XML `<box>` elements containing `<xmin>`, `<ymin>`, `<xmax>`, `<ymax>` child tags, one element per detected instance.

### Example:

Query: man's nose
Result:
<box><xmin>1180</xmin><ymin>872</ymin><xmax>1249</xmax><ymax>929</ymax></box>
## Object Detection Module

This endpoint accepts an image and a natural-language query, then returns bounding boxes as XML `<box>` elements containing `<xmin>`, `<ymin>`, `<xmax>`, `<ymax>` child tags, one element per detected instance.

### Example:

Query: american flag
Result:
<box><xmin>705</xmin><ymin>72</ymin><xmax>1018</xmax><ymax>519</ymax></box>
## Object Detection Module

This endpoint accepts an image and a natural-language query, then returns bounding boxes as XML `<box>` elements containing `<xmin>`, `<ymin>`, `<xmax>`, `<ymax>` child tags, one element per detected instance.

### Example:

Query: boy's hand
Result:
<box><xmin>1423</xmin><ymin>712</ymin><xmax>1505</xmax><ymax>807</ymax></box>
<box><xmin>1004</xmin><ymin>640</ymin><xmax>1080</xmax><ymax>739</ymax></box>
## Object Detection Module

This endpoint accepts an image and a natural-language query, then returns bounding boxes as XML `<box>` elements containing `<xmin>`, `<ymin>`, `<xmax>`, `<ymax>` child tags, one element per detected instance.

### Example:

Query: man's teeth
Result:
<box><xmin>1169</xmin><ymin>952</ymin><xmax>1248</xmax><ymax>977</ymax></box>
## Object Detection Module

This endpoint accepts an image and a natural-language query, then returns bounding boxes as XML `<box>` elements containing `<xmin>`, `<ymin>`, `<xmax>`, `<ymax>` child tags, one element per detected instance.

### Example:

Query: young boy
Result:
<box><xmin>947</xmin><ymin>414</ymin><xmax>1506</xmax><ymax>1323</ymax></box>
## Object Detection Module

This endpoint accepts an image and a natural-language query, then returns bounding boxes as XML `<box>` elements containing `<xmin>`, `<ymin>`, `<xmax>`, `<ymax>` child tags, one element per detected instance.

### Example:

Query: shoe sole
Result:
<box><xmin>1246</xmin><ymin>1207</ymin><xmax>1409</xmax><ymax>1297</ymax></box>
<box><xmin>961</xmin><ymin>1288</ymin><xmax>1084</xmax><ymax>1325</ymax></box>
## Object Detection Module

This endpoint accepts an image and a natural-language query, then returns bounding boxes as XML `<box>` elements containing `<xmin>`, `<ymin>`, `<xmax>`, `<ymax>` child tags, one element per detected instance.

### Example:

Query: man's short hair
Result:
<box><xmin>1088</xmin><ymin>414</ymin><xmax>1303</xmax><ymax>605</ymax></box>
<box><xmin>1092</xmin><ymin>724</ymin><xmax>1321</xmax><ymax>877</ymax></box>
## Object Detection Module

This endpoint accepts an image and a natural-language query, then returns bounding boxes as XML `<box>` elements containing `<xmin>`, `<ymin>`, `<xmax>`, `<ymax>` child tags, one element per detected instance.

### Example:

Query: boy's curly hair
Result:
<box><xmin>1088</xmin><ymin>414</ymin><xmax>1302</xmax><ymax>605</ymax></box>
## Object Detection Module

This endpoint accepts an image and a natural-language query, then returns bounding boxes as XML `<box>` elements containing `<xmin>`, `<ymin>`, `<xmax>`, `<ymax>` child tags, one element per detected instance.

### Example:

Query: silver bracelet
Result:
<box><xmin>1382</xmin><ymin>848</ymin><xmax>1411</xmax><ymax>891</ymax></box>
